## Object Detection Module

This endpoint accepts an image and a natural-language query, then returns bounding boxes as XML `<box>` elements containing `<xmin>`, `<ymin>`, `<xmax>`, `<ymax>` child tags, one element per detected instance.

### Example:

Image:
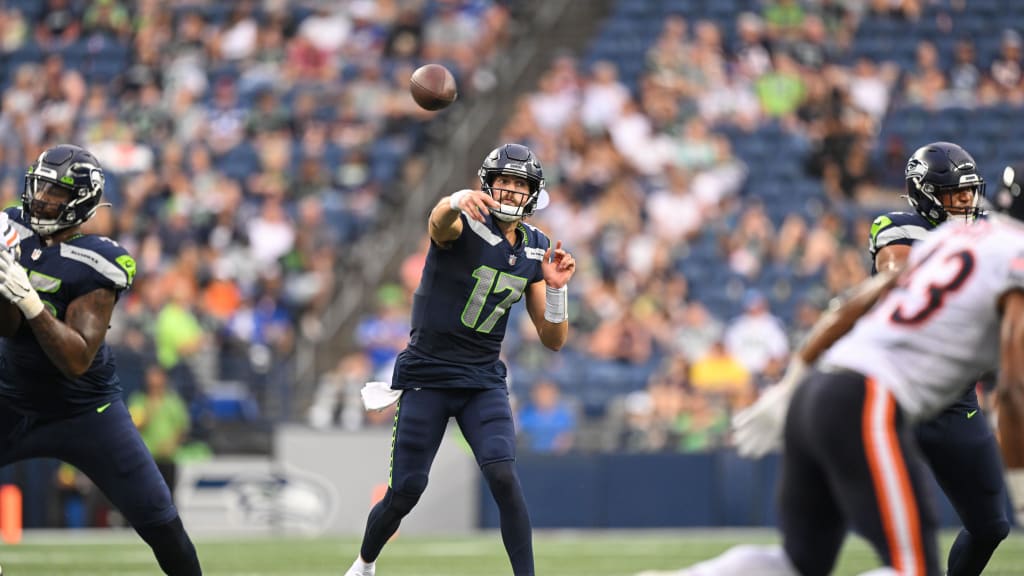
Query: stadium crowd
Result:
<box><xmin>0</xmin><ymin>0</ymin><xmax>517</xmax><ymax>451</ymax></box>
<box><xmin>2</xmin><ymin>0</ymin><xmax>1024</xmax><ymax>460</ymax></box>
<box><xmin>334</xmin><ymin>0</ymin><xmax>1024</xmax><ymax>455</ymax></box>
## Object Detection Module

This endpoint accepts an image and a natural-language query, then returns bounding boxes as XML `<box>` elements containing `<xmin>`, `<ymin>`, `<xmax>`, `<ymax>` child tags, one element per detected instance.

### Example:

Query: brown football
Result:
<box><xmin>410</xmin><ymin>64</ymin><xmax>458</xmax><ymax>111</ymax></box>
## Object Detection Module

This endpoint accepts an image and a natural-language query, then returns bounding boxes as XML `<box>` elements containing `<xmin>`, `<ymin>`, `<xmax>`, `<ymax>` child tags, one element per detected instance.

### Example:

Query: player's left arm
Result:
<box><xmin>27</xmin><ymin>287</ymin><xmax>115</xmax><ymax>379</ymax></box>
<box><xmin>996</xmin><ymin>289</ymin><xmax>1024</xmax><ymax>468</ymax></box>
<box><xmin>526</xmin><ymin>240</ymin><xmax>576</xmax><ymax>351</ymax></box>
<box><xmin>996</xmin><ymin>288</ymin><xmax>1024</xmax><ymax>524</ymax></box>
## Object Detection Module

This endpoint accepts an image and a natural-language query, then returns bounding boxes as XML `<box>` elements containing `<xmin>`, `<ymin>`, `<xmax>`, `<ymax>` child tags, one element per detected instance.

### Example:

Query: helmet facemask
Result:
<box><xmin>482</xmin><ymin>174</ymin><xmax>540</xmax><ymax>222</ymax></box>
<box><xmin>908</xmin><ymin>178</ymin><xmax>984</xmax><ymax>224</ymax></box>
<box><xmin>477</xmin><ymin>143</ymin><xmax>546</xmax><ymax>223</ymax></box>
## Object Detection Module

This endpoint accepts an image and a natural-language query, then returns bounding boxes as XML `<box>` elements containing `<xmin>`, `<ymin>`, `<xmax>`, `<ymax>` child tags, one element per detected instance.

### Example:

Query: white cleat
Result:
<box><xmin>344</xmin><ymin>557</ymin><xmax>375</xmax><ymax>576</ymax></box>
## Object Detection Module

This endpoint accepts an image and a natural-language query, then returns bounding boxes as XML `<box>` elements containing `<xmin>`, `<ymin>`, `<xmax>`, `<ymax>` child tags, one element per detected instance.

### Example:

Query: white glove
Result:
<box><xmin>0</xmin><ymin>250</ymin><xmax>43</xmax><ymax>319</ymax></box>
<box><xmin>360</xmin><ymin>381</ymin><xmax>403</xmax><ymax>412</ymax></box>
<box><xmin>732</xmin><ymin>358</ymin><xmax>808</xmax><ymax>459</ymax></box>
<box><xmin>0</xmin><ymin>212</ymin><xmax>20</xmax><ymax>259</ymax></box>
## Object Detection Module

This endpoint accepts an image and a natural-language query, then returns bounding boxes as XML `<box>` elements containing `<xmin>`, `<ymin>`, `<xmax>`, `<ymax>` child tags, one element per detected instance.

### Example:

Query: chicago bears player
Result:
<box><xmin>0</xmin><ymin>145</ymin><xmax>202</xmax><ymax>575</ymax></box>
<box><xmin>344</xmin><ymin>144</ymin><xmax>575</xmax><ymax>576</ymax></box>
<box><xmin>639</xmin><ymin>164</ymin><xmax>1024</xmax><ymax>576</ymax></box>
<box><xmin>867</xmin><ymin>142</ymin><xmax>1008</xmax><ymax>576</ymax></box>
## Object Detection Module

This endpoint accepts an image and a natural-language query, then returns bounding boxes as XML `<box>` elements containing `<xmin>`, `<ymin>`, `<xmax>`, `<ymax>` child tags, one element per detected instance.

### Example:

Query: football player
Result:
<box><xmin>0</xmin><ymin>145</ymin><xmax>202</xmax><ymax>575</ymax></box>
<box><xmin>344</xmin><ymin>144</ymin><xmax>576</xmax><ymax>576</ymax></box>
<box><xmin>866</xmin><ymin>142</ymin><xmax>1007</xmax><ymax>576</ymax></box>
<box><xmin>637</xmin><ymin>153</ymin><xmax>1024</xmax><ymax>576</ymax></box>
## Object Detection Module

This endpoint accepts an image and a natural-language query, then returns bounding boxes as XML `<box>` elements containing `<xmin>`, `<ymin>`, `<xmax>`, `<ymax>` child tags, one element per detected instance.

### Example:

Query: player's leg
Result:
<box><xmin>914</xmin><ymin>398</ymin><xmax>1009</xmax><ymax>576</ymax></box>
<box><xmin>778</xmin><ymin>371</ymin><xmax>851</xmax><ymax>576</ymax></box>
<box><xmin>348</xmin><ymin>389</ymin><xmax>451</xmax><ymax>575</ymax></box>
<box><xmin>55</xmin><ymin>400</ymin><xmax>201</xmax><ymax>576</ymax></box>
<box><xmin>457</xmin><ymin>388</ymin><xmax>533</xmax><ymax>576</ymax></box>
<box><xmin>818</xmin><ymin>375</ymin><xmax>940</xmax><ymax>576</ymax></box>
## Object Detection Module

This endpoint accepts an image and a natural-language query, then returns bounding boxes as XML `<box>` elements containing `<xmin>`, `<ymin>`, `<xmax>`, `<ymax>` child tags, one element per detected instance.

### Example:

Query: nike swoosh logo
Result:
<box><xmin>967</xmin><ymin>409</ymin><xmax>978</xmax><ymax>419</ymax></box>
<box><xmin>96</xmin><ymin>402</ymin><xmax>112</xmax><ymax>414</ymax></box>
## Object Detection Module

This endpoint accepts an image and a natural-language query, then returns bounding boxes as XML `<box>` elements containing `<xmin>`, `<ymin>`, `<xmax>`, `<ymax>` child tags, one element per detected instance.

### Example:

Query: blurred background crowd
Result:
<box><xmin>1</xmin><ymin>0</ymin><xmax>1022</xmax><ymax>489</ymax></box>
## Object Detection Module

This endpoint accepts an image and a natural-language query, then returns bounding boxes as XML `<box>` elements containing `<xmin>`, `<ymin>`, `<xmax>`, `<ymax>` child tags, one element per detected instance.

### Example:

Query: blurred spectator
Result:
<box><xmin>689</xmin><ymin>339</ymin><xmax>752</xmax><ymax>402</ymax></box>
<box><xmin>129</xmin><ymin>366</ymin><xmax>191</xmax><ymax>502</ymax></box>
<box><xmin>723</xmin><ymin>290</ymin><xmax>789</xmax><ymax>376</ymax></box>
<box><xmin>517</xmin><ymin>379</ymin><xmax>577</xmax><ymax>454</ymax></box>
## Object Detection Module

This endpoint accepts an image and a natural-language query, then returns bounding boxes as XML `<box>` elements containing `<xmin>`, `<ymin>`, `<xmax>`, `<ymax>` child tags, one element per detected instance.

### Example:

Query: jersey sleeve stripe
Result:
<box><xmin>874</xmin><ymin>225</ymin><xmax>929</xmax><ymax>249</ymax></box>
<box><xmin>465</xmin><ymin>217</ymin><xmax>503</xmax><ymax>245</ymax></box>
<box><xmin>59</xmin><ymin>244</ymin><xmax>129</xmax><ymax>289</ymax></box>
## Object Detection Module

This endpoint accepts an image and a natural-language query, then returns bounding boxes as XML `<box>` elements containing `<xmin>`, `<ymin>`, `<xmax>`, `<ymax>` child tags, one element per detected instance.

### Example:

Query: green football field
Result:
<box><xmin>0</xmin><ymin>529</ymin><xmax>1022</xmax><ymax>575</ymax></box>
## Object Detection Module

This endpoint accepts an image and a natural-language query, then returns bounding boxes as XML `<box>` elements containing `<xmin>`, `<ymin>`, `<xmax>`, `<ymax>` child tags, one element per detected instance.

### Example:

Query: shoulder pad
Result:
<box><xmin>61</xmin><ymin>236</ymin><xmax>137</xmax><ymax>290</ymax></box>
<box><xmin>869</xmin><ymin>212</ymin><xmax>931</xmax><ymax>255</ymax></box>
<box><xmin>520</xmin><ymin>222</ymin><xmax>550</xmax><ymax>249</ymax></box>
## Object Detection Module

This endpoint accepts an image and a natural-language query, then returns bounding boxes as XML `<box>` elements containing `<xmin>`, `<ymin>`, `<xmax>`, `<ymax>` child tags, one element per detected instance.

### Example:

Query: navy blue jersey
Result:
<box><xmin>397</xmin><ymin>214</ymin><xmax>549</xmax><ymax>389</ymax></box>
<box><xmin>0</xmin><ymin>208</ymin><xmax>136</xmax><ymax>416</ymax></box>
<box><xmin>867</xmin><ymin>211</ymin><xmax>935</xmax><ymax>275</ymax></box>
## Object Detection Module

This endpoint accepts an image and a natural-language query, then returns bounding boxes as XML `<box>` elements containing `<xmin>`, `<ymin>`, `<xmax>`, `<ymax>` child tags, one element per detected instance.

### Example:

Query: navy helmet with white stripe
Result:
<box><xmin>904</xmin><ymin>141</ymin><xmax>984</xmax><ymax>224</ymax></box>
<box><xmin>23</xmin><ymin>144</ymin><xmax>106</xmax><ymax>237</ymax></box>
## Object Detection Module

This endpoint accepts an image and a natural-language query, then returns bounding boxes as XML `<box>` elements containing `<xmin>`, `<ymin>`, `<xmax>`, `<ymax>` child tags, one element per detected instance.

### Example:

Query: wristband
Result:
<box><xmin>449</xmin><ymin>189</ymin><xmax>471</xmax><ymax>212</ymax></box>
<box><xmin>17</xmin><ymin>290</ymin><xmax>44</xmax><ymax>320</ymax></box>
<box><xmin>544</xmin><ymin>284</ymin><xmax>568</xmax><ymax>324</ymax></box>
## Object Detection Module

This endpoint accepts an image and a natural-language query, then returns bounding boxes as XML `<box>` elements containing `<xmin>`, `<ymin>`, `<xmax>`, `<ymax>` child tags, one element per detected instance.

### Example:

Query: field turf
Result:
<box><xmin>0</xmin><ymin>529</ymin><xmax>1022</xmax><ymax>575</ymax></box>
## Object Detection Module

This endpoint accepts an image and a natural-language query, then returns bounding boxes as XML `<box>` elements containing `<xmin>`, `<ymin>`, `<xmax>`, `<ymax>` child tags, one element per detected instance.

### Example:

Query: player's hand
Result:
<box><xmin>0</xmin><ymin>212</ymin><xmax>19</xmax><ymax>259</ymax></box>
<box><xmin>732</xmin><ymin>358</ymin><xmax>807</xmax><ymax>459</ymax></box>
<box><xmin>542</xmin><ymin>240</ymin><xmax>575</xmax><ymax>289</ymax></box>
<box><xmin>0</xmin><ymin>250</ymin><xmax>43</xmax><ymax>319</ymax></box>
<box><xmin>450</xmin><ymin>189</ymin><xmax>499</xmax><ymax>222</ymax></box>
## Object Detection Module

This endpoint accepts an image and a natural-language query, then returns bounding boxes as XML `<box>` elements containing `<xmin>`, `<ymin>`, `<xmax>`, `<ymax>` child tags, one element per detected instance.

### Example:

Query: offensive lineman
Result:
<box><xmin>0</xmin><ymin>145</ymin><xmax>202</xmax><ymax>575</ymax></box>
<box><xmin>637</xmin><ymin>157</ymin><xmax>1024</xmax><ymax>575</ymax></box>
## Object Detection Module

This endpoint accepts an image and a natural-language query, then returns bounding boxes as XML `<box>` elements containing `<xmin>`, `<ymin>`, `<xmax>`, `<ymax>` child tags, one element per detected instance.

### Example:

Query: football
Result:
<box><xmin>410</xmin><ymin>64</ymin><xmax>458</xmax><ymax>111</ymax></box>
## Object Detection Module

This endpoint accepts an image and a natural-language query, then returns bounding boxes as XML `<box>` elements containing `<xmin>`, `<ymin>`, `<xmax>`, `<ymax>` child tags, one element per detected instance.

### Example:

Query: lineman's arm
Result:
<box><xmin>26</xmin><ymin>288</ymin><xmax>115</xmax><ymax>379</ymax></box>
<box><xmin>732</xmin><ymin>270</ymin><xmax>900</xmax><ymax>458</ymax></box>
<box><xmin>428</xmin><ymin>189</ymin><xmax>499</xmax><ymax>246</ymax></box>
<box><xmin>874</xmin><ymin>244</ymin><xmax>912</xmax><ymax>273</ymax></box>
<box><xmin>996</xmin><ymin>289</ymin><xmax>1024</xmax><ymax>469</ymax></box>
<box><xmin>996</xmin><ymin>289</ymin><xmax>1024</xmax><ymax>524</ymax></box>
<box><xmin>795</xmin><ymin>270</ymin><xmax>900</xmax><ymax>366</ymax></box>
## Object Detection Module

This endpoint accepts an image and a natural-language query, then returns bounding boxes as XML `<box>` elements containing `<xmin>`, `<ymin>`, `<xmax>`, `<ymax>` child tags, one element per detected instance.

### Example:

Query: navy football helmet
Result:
<box><xmin>904</xmin><ymin>141</ymin><xmax>984</xmax><ymax>224</ymax></box>
<box><xmin>995</xmin><ymin>165</ymin><xmax>1024</xmax><ymax>222</ymax></box>
<box><xmin>23</xmin><ymin>144</ymin><xmax>106</xmax><ymax>236</ymax></box>
<box><xmin>478</xmin><ymin>143</ymin><xmax>547</xmax><ymax>222</ymax></box>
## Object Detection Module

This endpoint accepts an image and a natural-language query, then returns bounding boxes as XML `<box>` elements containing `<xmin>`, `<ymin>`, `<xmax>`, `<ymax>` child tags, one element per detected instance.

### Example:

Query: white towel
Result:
<box><xmin>360</xmin><ymin>381</ymin><xmax>403</xmax><ymax>412</ymax></box>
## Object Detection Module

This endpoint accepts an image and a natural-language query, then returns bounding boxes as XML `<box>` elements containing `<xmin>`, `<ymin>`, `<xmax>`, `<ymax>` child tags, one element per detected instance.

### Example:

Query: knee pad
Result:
<box><xmin>383</xmin><ymin>488</ymin><xmax>421</xmax><ymax>516</ymax></box>
<box><xmin>482</xmin><ymin>461</ymin><xmax>518</xmax><ymax>494</ymax></box>
<box><xmin>392</xmin><ymin>471</ymin><xmax>429</xmax><ymax>497</ymax></box>
<box><xmin>973</xmin><ymin>518</ymin><xmax>1011</xmax><ymax>545</ymax></box>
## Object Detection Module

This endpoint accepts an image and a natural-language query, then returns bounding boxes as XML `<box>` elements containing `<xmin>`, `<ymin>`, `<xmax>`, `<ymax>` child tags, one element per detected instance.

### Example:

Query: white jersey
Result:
<box><xmin>822</xmin><ymin>215</ymin><xmax>1024</xmax><ymax>421</ymax></box>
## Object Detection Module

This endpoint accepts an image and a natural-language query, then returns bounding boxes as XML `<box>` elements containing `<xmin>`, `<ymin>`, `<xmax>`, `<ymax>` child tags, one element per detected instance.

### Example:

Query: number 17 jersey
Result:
<box><xmin>822</xmin><ymin>216</ymin><xmax>1024</xmax><ymax>421</ymax></box>
<box><xmin>396</xmin><ymin>213</ymin><xmax>549</xmax><ymax>390</ymax></box>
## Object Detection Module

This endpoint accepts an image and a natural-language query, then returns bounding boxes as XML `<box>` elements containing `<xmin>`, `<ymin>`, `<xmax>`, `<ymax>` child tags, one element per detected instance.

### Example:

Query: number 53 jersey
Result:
<box><xmin>397</xmin><ymin>214</ymin><xmax>551</xmax><ymax>390</ymax></box>
<box><xmin>823</xmin><ymin>216</ymin><xmax>1024</xmax><ymax>421</ymax></box>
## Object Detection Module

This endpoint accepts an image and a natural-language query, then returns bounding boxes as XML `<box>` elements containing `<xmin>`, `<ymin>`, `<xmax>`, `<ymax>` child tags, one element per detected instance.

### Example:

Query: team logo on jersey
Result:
<box><xmin>31</xmin><ymin>249</ymin><xmax>41</xmax><ymax>261</ymax></box>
